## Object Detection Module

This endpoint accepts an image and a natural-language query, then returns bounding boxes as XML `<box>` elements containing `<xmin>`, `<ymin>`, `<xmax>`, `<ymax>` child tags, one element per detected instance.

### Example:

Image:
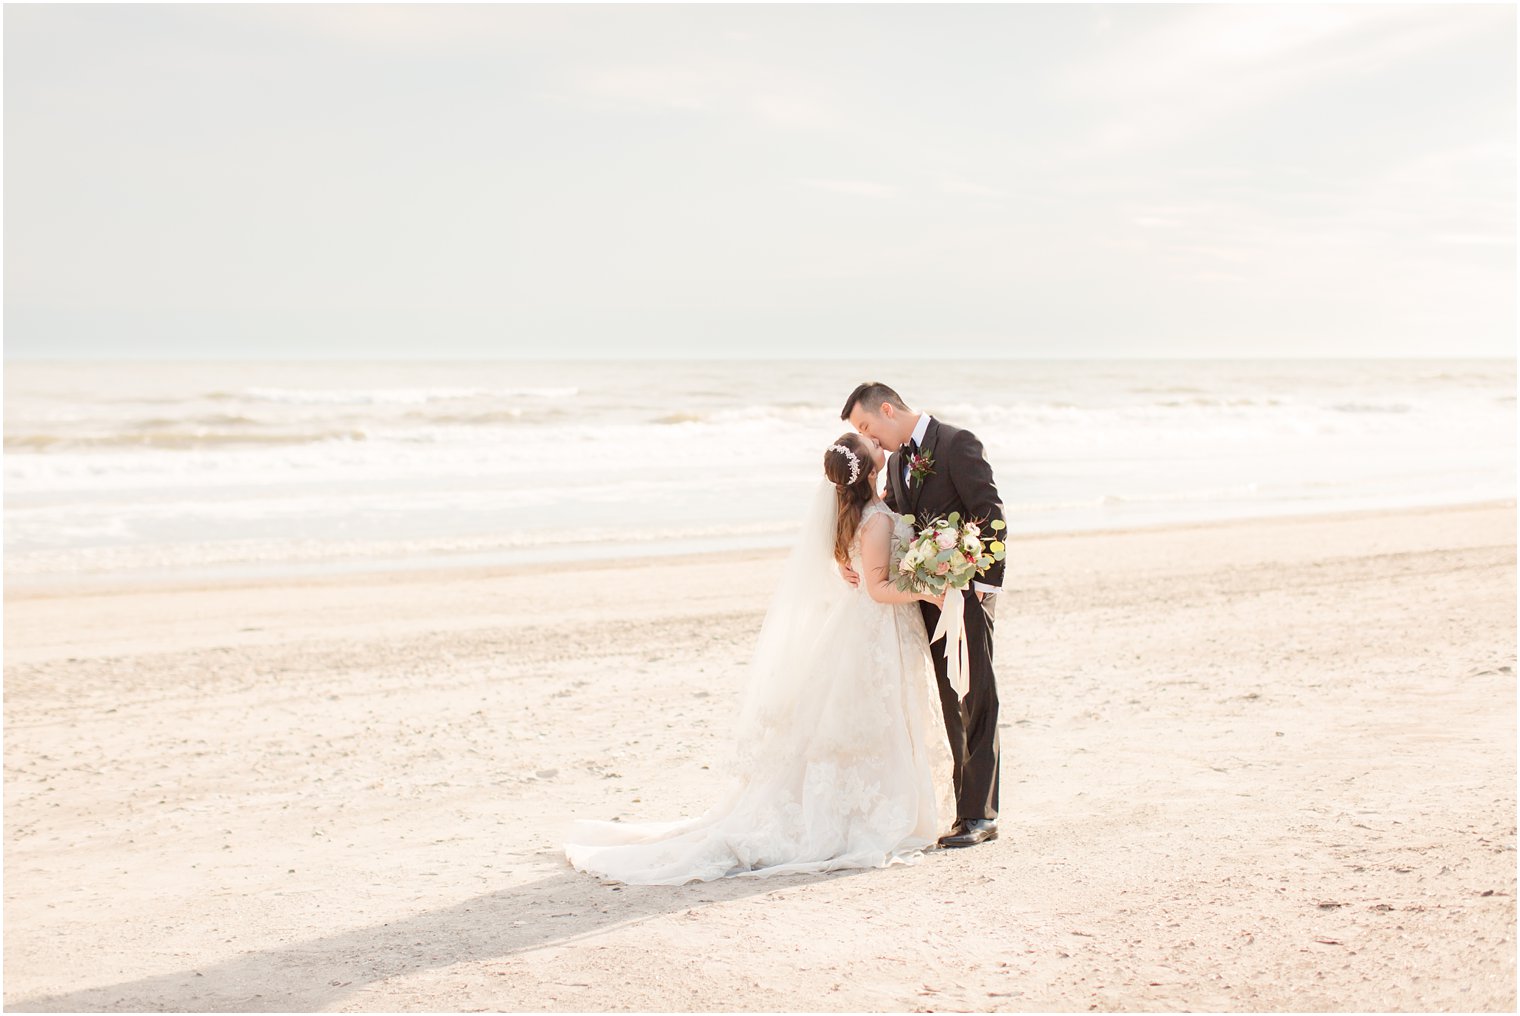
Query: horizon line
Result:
<box><xmin>6</xmin><ymin>353</ymin><xmax>1516</xmax><ymax>365</ymax></box>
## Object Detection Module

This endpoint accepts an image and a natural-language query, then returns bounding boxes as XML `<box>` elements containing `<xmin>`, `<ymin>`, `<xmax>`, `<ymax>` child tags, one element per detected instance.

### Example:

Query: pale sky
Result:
<box><xmin>4</xmin><ymin>3</ymin><xmax>1515</xmax><ymax>360</ymax></box>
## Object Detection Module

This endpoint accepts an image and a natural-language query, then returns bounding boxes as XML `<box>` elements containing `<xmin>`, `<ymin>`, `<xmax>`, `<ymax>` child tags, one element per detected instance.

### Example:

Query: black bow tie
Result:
<box><xmin>900</xmin><ymin>439</ymin><xmax>918</xmax><ymax>456</ymax></box>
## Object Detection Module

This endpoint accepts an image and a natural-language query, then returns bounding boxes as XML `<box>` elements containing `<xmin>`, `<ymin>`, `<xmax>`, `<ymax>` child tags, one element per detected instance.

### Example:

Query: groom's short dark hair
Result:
<box><xmin>841</xmin><ymin>382</ymin><xmax>909</xmax><ymax>421</ymax></box>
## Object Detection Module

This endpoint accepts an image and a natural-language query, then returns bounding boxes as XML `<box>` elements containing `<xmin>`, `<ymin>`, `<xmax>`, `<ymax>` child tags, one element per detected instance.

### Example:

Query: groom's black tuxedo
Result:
<box><xmin>883</xmin><ymin>416</ymin><xmax>1005</xmax><ymax>822</ymax></box>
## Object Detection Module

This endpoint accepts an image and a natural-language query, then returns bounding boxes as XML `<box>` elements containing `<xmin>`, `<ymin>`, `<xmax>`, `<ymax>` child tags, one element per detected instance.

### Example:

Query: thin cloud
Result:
<box><xmin>1435</xmin><ymin>234</ymin><xmax>1515</xmax><ymax>247</ymax></box>
<box><xmin>1059</xmin><ymin>5</ymin><xmax>1511</xmax><ymax>158</ymax></box>
<box><xmin>566</xmin><ymin>59</ymin><xmax>837</xmax><ymax>128</ymax></box>
<box><xmin>575</xmin><ymin>65</ymin><xmax>715</xmax><ymax>112</ymax></box>
<box><xmin>939</xmin><ymin>178</ymin><xmax>1006</xmax><ymax>198</ymax></box>
<box><xmin>799</xmin><ymin>179</ymin><xmax>899</xmax><ymax>198</ymax></box>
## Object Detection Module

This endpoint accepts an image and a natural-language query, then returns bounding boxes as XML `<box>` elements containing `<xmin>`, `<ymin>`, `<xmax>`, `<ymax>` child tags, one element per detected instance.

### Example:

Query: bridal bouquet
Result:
<box><xmin>893</xmin><ymin>512</ymin><xmax>1006</xmax><ymax>700</ymax></box>
<box><xmin>892</xmin><ymin>511</ymin><xmax>1006</xmax><ymax>594</ymax></box>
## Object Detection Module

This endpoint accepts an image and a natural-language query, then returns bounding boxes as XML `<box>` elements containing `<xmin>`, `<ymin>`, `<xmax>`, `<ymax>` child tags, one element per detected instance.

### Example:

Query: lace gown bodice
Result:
<box><xmin>846</xmin><ymin>499</ymin><xmax>931</xmax><ymax>646</ymax></box>
<box><xmin>848</xmin><ymin>500</ymin><xmax>911</xmax><ymax>577</ymax></box>
<box><xmin>564</xmin><ymin>498</ymin><xmax>951</xmax><ymax>885</ymax></box>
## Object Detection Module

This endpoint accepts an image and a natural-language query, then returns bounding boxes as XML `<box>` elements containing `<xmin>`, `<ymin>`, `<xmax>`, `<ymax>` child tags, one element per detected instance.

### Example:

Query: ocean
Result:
<box><xmin>4</xmin><ymin>358</ymin><xmax>1514</xmax><ymax>588</ymax></box>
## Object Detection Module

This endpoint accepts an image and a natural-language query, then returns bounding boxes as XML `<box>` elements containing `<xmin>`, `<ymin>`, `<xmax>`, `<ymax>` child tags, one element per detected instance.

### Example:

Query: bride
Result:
<box><xmin>563</xmin><ymin>432</ymin><xmax>953</xmax><ymax>885</ymax></box>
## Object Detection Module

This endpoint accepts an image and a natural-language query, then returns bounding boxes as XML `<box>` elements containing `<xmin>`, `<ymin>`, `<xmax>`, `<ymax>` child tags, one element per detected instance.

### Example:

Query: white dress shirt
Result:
<box><xmin>902</xmin><ymin>412</ymin><xmax>931</xmax><ymax>487</ymax></box>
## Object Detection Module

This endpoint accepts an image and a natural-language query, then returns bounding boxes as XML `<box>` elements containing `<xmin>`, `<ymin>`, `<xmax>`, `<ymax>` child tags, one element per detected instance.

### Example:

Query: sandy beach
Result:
<box><xmin>4</xmin><ymin>501</ymin><xmax>1515</xmax><ymax>1012</ymax></box>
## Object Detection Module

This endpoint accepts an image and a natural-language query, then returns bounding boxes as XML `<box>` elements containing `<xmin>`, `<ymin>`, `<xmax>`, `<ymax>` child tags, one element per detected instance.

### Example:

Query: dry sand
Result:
<box><xmin>4</xmin><ymin>501</ymin><xmax>1516</xmax><ymax>1012</ymax></box>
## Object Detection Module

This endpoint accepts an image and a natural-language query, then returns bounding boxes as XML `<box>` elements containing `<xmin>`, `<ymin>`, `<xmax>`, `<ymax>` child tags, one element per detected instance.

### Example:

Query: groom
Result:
<box><xmin>839</xmin><ymin>382</ymin><xmax>1005</xmax><ymax>848</ymax></box>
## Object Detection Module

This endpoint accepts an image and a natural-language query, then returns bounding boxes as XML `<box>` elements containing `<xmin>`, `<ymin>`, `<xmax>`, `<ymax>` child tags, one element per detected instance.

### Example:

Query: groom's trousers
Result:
<box><xmin>918</xmin><ymin>592</ymin><xmax>1000</xmax><ymax>821</ymax></box>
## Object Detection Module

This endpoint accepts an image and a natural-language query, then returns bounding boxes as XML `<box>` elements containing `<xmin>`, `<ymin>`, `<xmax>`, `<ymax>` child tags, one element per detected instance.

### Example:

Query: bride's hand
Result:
<box><xmin>919</xmin><ymin>589</ymin><xmax>945</xmax><ymax>608</ymax></box>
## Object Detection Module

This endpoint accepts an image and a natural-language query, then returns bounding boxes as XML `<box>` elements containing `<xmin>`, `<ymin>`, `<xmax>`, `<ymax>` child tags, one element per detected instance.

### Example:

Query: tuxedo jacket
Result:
<box><xmin>883</xmin><ymin>416</ymin><xmax>1007</xmax><ymax>590</ymax></box>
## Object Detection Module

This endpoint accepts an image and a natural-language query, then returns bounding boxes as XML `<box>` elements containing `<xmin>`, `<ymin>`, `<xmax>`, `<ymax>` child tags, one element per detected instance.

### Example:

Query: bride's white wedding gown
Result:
<box><xmin>564</xmin><ymin>500</ymin><xmax>951</xmax><ymax>885</ymax></box>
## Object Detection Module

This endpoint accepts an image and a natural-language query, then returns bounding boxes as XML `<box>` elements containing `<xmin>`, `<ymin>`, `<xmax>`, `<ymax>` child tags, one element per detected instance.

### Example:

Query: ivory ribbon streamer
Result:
<box><xmin>930</xmin><ymin>586</ymin><xmax>971</xmax><ymax>700</ymax></box>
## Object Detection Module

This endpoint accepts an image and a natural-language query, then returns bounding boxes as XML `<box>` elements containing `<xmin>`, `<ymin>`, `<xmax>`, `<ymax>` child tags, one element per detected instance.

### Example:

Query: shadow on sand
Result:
<box><xmin>9</xmin><ymin>858</ymin><xmax>868</xmax><ymax>1012</ymax></box>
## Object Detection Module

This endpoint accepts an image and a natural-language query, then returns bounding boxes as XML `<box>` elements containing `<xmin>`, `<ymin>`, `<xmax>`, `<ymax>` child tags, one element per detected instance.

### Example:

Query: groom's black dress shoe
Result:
<box><xmin>938</xmin><ymin>819</ymin><xmax>998</xmax><ymax>848</ymax></box>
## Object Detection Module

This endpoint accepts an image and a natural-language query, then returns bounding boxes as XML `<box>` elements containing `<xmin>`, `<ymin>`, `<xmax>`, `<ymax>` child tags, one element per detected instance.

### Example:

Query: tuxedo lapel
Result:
<box><xmin>888</xmin><ymin>447</ymin><xmax>908</xmax><ymax>517</ymax></box>
<box><xmin>909</xmin><ymin>417</ymin><xmax>941</xmax><ymax>516</ymax></box>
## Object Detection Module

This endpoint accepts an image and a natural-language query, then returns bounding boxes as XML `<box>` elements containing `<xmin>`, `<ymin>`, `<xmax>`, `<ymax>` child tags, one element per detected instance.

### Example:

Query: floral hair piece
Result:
<box><xmin>829</xmin><ymin>443</ymin><xmax>862</xmax><ymax>485</ymax></box>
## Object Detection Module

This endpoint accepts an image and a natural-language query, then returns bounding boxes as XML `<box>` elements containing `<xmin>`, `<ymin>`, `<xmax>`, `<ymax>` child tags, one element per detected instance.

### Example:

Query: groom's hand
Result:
<box><xmin>838</xmin><ymin>561</ymin><xmax>860</xmax><ymax>587</ymax></box>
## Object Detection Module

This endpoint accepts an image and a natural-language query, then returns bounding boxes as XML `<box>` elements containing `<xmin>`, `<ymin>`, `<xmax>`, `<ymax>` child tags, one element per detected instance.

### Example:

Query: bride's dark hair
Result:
<box><xmin>824</xmin><ymin>432</ymin><xmax>875</xmax><ymax>566</ymax></box>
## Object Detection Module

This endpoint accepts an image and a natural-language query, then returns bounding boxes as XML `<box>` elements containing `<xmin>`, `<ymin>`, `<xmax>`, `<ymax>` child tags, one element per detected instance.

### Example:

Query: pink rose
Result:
<box><xmin>935</xmin><ymin>561</ymin><xmax>951</xmax><ymax>575</ymax></box>
<box><xmin>935</xmin><ymin>531</ymin><xmax>956</xmax><ymax>549</ymax></box>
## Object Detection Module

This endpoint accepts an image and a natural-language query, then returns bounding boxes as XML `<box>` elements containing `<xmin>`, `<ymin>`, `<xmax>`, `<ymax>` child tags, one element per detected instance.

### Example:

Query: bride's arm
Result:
<box><xmin>860</xmin><ymin>512</ymin><xmax>940</xmax><ymax>606</ymax></box>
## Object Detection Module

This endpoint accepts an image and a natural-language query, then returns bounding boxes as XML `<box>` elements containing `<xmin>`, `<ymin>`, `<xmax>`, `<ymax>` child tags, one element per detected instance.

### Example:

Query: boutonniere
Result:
<box><xmin>908</xmin><ymin>450</ymin><xmax>935</xmax><ymax>484</ymax></box>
